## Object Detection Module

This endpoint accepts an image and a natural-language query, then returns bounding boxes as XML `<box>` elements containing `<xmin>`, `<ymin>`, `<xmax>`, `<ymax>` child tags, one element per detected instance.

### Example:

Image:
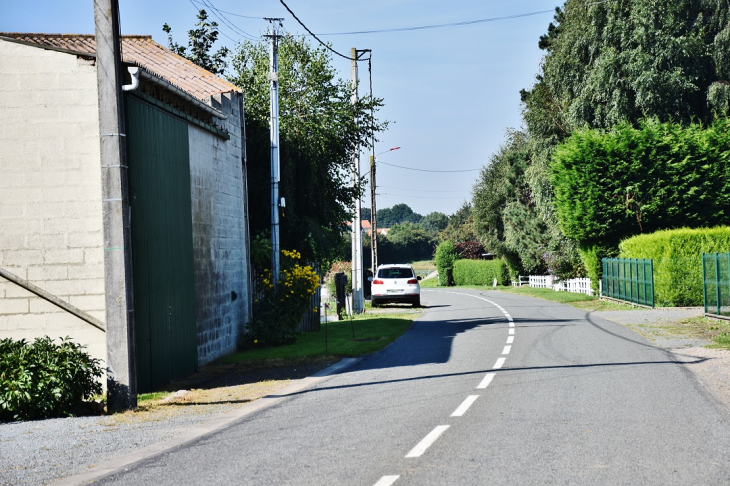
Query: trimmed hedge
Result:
<box><xmin>0</xmin><ymin>336</ymin><xmax>103</xmax><ymax>421</ymax></box>
<box><xmin>453</xmin><ymin>259</ymin><xmax>509</xmax><ymax>286</ymax></box>
<box><xmin>435</xmin><ymin>241</ymin><xmax>458</xmax><ymax>286</ymax></box>
<box><xmin>619</xmin><ymin>227</ymin><xmax>730</xmax><ymax>306</ymax></box>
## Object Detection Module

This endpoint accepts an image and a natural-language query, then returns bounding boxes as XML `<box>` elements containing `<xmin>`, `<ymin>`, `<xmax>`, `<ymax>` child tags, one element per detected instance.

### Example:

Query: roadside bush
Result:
<box><xmin>435</xmin><ymin>241</ymin><xmax>458</xmax><ymax>286</ymax></box>
<box><xmin>619</xmin><ymin>227</ymin><xmax>730</xmax><ymax>306</ymax></box>
<box><xmin>247</xmin><ymin>250</ymin><xmax>320</xmax><ymax>347</ymax></box>
<box><xmin>453</xmin><ymin>259</ymin><xmax>509</xmax><ymax>286</ymax></box>
<box><xmin>324</xmin><ymin>260</ymin><xmax>352</xmax><ymax>296</ymax></box>
<box><xmin>0</xmin><ymin>336</ymin><xmax>103</xmax><ymax>421</ymax></box>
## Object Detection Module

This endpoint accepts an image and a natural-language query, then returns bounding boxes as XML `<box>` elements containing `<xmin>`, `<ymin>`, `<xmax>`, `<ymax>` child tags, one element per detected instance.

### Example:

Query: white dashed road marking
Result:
<box><xmin>451</xmin><ymin>395</ymin><xmax>480</xmax><ymax>417</ymax></box>
<box><xmin>406</xmin><ymin>425</ymin><xmax>450</xmax><ymax>458</ymax></box>
<box><xmin>502</xmin><ymin>345</ymin><xmax>512</xmax><ymax>355</ymax></box>
<box><xmin>477</xmin><ymin>373</ymin><xmax>495</xmax><ymax>389</ymax></box>
<box><xmin>373</xmin><ymin>475</ymin><xmax>400</xmax><ymax>486</ymax></box>
<box><xmin>493</xmin><ymin>357</ymin><xmax>506</xmax><ymax>369</ymax></box>
<box><xmin>506</xmin><ymin>335</ymin><xmax>514</xmax><ymax>344</ymax></box>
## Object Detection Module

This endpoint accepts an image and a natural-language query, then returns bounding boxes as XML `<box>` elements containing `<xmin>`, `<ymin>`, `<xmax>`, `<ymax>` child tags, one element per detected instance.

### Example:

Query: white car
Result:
<box><xmin>370</xmin><ymin>264</ymin><xmax>421</xmax><ymax>307</ymax></box>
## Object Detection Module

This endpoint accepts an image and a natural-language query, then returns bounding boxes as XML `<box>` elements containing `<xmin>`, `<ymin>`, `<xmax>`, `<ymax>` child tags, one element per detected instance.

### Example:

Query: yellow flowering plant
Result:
<box><xmin>246</xmin><ymin>249</ymin><xmax>320</xmax><ymax>346</ymax></box>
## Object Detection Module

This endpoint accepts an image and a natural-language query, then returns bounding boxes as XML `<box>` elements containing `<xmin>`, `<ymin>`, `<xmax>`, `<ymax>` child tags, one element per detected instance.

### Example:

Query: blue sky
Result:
<box><xmin>0</xmin><ymin>0</ymin><xmax>563</xmax><ymax>216</ymax></box>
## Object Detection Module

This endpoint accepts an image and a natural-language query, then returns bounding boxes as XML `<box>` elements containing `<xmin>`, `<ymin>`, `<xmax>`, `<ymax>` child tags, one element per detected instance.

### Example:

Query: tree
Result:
<box><xmin>229</xmin><ymin>35</ymin><xmax>387</xmax><ymax>263</ymax></box>
<box><xmin>377</xmin><ymin>204</ymin><xmax>422</xmax><ymax>228</ymax></box>
<box><xmin>380</xmin><ymin>222</ymin><xmax>434</xmax><ymax>263</ymax></box>
<box><xmin>419</xmin><ymin>212</ymin><xmax>448</xmax><ymax>235</ymax></box>
<box><xmin>162</xmin><ymin>10</ymin><xmax>229</xmax><ymax>75</ymax></box>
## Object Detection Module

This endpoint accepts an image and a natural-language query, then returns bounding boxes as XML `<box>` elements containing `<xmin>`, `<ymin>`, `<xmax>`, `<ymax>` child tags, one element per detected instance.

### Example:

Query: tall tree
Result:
<box><xmin>377</xmin><ymin>204</ymin><xmax>422</xmax><ymax>228</ymax></box>
<box><xmin>229</xmin><ymin>35</ymin><xmax>387</xmax><ymax>263</ymax></box>
<box><xmin>162</xmin><ymin>10</ymin><xmax>229</xmax><ymax>75</ymax></box>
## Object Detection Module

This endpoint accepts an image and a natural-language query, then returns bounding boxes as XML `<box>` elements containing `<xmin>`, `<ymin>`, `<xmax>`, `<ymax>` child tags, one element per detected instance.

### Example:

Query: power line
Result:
<box><xmin>318</xmin><ymin>9</ymin><xmax>555</xmax><ymax>36</ymax></box>
<box><xmin>194</xmin><ymin>0</ymin><xmax>260</xmax><ymax>41</ymax></box>
<box><xmin>379</xmin><ymin>185</ymin><xmax>467</xmax><ymax>193</ymax></box>
<box><xmin>279</xmin><ymin>0</ymin><xmax>370</xmax><ymax>61</ymax></box>
<box><xmin>379</xmin><ymin>161</ymin><xmax>481</xmax><ymax>173</ymax></box>
<box><xmin>378</xmin><ymin>193</ymin><xmax>466</xmax><ymax>200</ymax></box>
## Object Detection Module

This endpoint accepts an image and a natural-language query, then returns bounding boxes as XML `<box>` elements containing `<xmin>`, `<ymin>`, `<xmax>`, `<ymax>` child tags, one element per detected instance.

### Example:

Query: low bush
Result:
<box><xmin>0</xmin><ymin>336</ymin><xmax>103</xmax><ymax>421</ymax></box>
<box><xmin>247</xmin><ymin>250</ymin><xmax>321</xmax><ymax>347</ymax></box>
<box><xmin>619</xmin><ymin>227</ymin><xmax>730</xmax><ymax>306</ymax></box>
<box><xmin>453</xmin><ymin>259</ymin><xmax>509</xmax><ymax>286</ymax></box>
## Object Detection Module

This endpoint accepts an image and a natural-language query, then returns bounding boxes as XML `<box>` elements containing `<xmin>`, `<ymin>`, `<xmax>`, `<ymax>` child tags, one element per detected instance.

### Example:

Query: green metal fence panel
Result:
<box><xmin>601</xmin><ymin>258</ymin><xmax>654</xmax><ymax>307</ymax></box>
<box><xmin>125</xmin><ymin>94</ymin><xmax>198</xmax><ymax>392</ymax></box>
<box><xmin>703</xmin><ymin>253</ymin><xmax>730</xmax><ymax>317</ymax></box>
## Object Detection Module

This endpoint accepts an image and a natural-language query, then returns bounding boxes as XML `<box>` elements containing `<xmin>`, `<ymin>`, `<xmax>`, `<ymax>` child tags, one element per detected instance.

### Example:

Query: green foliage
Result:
<box><xmin>579</xmin><ymin>244</ymin><xmax>618</xmax><ymax>293</ymax></box>
<box><xmin>453</xmin><ymin>259</ymin><xmax>509</xmax><ymax>286</ymax></box>
<box><xmin>0</xmin><ymin>337</ymin><xmax>103</xmax><ymax>421</ymax></box>
<box><xmin>434</xmin><ymin>241</ymin><xmax>458</xmax><ymax>286</ymax></box>
<box><xmin>619</xmin><ymin>227</ymin><xmax>730</xmax><ymax>306</ymax></box>
<box><xmin>419</xmin><ymin>212</ymin><xmax>449</xmax><ymax>235</ymax></box>
<box><xmin>552</xmin><ymin>118</ymin><xmax>730</xmax><ymax>253</ymax></box>
<box><xmin>379</xmin><ymin>223</ymin><xmax>434</xmax><ymax>263</ymax></box>
<box><xmin>230</xmin><ymin>35</ymin><xmax>387</xmax><ymax>263</ymax></box>
<box><xmin>377</xmin><ymin>204</ymin><xmax>422</xmax><ymax>228</ymax></box>
<box><xmin>248</xmin><ymin>250</ymin><xmax>320</xmax><ymax>347</ymax></box>
<box><xmin>324</xmin><ymin>260</ymin><xmax>352</xmax><ymax>296</ymax></box>
<box><xmin>162</xmin><ymin>10</ymin><xmax>229</xmax><ymax>75</ymax></box>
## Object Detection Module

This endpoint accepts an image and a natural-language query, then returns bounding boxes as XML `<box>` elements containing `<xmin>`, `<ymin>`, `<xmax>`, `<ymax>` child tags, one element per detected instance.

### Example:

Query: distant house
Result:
<box><xmin>0</xmin><ymin>33</ymin><xmax>252</xmax><ymax>391</ymax></box>
<box><xmin>346</xmin><ymin>220</ymin><xmax>390</xmax><ymax>237</ymax></box>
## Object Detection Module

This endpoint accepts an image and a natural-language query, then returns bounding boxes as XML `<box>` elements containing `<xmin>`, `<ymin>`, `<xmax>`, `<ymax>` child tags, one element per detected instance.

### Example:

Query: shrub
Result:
<box><xmin>454</xmin><ymin>240</ymin><xmax>486</xmax><ymax>260</ymax></box>
<box><xmin>247</xmin><ymin>250</ymin><xmax>320</xmax><ymax>346</ymax></box>
<box><xmin>619</xmin><ymin>227</ymin><xmax>730</xmax><ymax>306</ymax></box>
<box><xmin>324</xmin><ymin>260</ymin><xmax>352</xmax><ymax>296</ymax></box>
<box><xmin>434</xmin><ymin>241</ymin><xmax>458</xmax><ymax>286</ymax></box>
<box><xmin>453</xmin><ymin>259</ymin><xmax>509</xmax><ymax>286</ymax></box>
<box><xmin>0</xmin><ymin>336</ymin><xmax>103</xmax><ymax>421</ymax></box>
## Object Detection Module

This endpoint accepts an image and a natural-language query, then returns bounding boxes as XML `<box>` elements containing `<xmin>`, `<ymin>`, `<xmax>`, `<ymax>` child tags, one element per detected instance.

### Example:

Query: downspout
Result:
<box><xmin>122</xmin><ymin>66</ymin><xmax>139</xmax><ymax>91</ymax></box>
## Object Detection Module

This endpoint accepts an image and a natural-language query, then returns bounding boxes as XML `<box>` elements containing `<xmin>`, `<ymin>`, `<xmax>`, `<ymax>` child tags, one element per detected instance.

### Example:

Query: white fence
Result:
<box><xmin>528</xmin><ymin>275</ymin><xmax>594</xmax><ymax>296</ymax></box>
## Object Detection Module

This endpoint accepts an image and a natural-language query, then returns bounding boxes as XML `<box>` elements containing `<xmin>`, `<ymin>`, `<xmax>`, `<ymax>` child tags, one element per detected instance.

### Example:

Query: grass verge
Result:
<box><xmin>221</xmin><ymin>312</ymin><xmax>420</xmax><ymax>363</ymax></box>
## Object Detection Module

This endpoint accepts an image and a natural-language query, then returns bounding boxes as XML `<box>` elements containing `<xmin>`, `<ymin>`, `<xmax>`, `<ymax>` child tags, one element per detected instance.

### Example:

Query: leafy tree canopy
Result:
<box><xmin>376</xmin><ymin>203</ymin><xmax>422</xmax><ymax>228</ymax></box>
<box><xmin>229</xmin><ymin>35</ymin><xmax>387</xmax><ymax>263</ymax></box>
<box><xmin>163</xmin><ymin>10</ymin><xmax>229</xmax><ymax>75</ymax></box>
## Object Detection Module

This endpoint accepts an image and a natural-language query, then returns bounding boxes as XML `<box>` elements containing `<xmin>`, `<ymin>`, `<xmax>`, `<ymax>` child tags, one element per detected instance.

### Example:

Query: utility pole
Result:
<box><xmin>265</xmin><ymin>19</ymin><xmax>283</xmax><ymax>287</ymax></box>
<box><xmin>93</xmin><ymin>0</ymin><xmax>136</xmax><ymax>411</ymax></box>
<box><xmin>350</xmin><ymin>48</ymin><xmax>370</xmax><ymax>314</ymax></box>
<box><xmin>369</xmin><ymin>155</ymin><xmax>378</xmax><ymax>273</ymax></box>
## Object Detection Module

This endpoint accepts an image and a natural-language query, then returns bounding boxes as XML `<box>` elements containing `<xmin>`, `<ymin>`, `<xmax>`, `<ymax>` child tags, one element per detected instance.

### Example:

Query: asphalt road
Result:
<box><xmin>98</xmin><ymin>289</ymin><xmax>730</xmax><ymax>485</ymax></box>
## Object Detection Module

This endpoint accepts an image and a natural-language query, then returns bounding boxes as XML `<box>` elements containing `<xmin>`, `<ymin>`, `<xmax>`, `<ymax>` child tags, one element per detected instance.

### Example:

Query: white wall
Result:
<box><xmin>0</xmin><ymin>40</ymin><xmax>106</xmax><ymax>365</ymax></box>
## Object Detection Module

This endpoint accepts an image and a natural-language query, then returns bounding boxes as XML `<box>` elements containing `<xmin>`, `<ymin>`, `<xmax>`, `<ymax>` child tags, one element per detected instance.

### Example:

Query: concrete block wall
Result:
<box><xmin>188</xmin><ymin>91</ymin><xmax>250</xmax><ymax>365</ymax></box>
<box><xmin>0</xmin><ymin>41</ymin><xmax>106</xmax><ymax>365</ymax></box>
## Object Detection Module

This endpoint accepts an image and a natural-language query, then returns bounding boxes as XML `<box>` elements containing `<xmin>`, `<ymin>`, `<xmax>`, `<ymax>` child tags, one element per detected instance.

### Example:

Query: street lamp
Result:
<box><xmin>369</xmin><ymin>147</ymin><xmax>401</xmax><ymax>274</ymax></box>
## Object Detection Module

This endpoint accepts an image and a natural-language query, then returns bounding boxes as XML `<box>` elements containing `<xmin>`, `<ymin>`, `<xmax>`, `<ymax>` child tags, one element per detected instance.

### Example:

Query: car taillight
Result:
<box><xmin>373</xmin><ymin>279</ymin><xmax>384</xmax><ymax>285</ymax></box>
<box><xmin>407</xmin><ymin>279</ymin><xmax>418</xmax><ymax>284</ymax></box>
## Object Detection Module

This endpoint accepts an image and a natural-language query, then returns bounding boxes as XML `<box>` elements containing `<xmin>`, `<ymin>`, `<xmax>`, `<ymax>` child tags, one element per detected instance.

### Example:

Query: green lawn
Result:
<box><xmin>220</xmin><ymin>312</ymin><xmax>419</xmax><ymax>363</ymax></box>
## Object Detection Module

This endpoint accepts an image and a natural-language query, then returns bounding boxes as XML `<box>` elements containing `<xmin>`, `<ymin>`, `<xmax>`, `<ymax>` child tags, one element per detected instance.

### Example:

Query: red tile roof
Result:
<box><xmin>0</xmin><ymin>33</ymin><xmax>240</xmax><ymax>102</ymax></box>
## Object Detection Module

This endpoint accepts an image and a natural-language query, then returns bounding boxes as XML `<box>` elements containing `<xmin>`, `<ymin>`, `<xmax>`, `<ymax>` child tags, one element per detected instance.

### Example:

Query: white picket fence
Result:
<box><xmin>528</xmin><ymin>275</ymin><xmax>554</xmax><ymax>288</ymax></box>
<box><xmin>528</xmin><ymin>275</ymin><xmax>594</xmax><ymax>296</ymax></box>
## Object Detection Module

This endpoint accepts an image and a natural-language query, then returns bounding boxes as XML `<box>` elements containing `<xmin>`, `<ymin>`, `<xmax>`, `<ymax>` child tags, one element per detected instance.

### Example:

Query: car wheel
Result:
<box><xmin>371</xmin><ymin>300</ymin><xmax>379</xmax><ymax>308</ymax></box>
<box><xmin>413</xmin><ymin>297</ymin><xmax>420</xmax><ymax>308</ymax></box>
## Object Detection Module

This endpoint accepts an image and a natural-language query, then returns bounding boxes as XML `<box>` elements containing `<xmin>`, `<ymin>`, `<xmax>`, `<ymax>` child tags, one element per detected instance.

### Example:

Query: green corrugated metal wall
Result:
<box><xmin>125</xmin><ymin>94</ymin><xmax>198</xmax><ymax>392</ymax></box>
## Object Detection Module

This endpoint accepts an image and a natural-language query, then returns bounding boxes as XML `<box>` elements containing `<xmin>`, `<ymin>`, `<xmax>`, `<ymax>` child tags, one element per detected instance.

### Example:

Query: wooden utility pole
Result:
<box><xmin>369</xmin><ymin>155</ymin><xmax>378</xmax><ymax>272</ymax></box>
<box><xmin>93</xmin><ymin>0</ymin><xmax>136</xmax><ymax>411</ymax></box>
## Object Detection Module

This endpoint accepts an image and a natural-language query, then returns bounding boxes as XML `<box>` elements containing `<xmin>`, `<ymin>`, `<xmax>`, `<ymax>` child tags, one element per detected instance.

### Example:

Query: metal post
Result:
<box><xmin>650</xmin><ymin>259</ymin><xmax>655</xmax><ymax>308</ymax></box>
<box><xmin>266</xmin><ymin>20</ymin><xmax>283</xmax><ymax>286</ymax></box>
<box><xmin>716</xmin><ymin>253</ymin><xmax>722</xmax><ymax>316</ymax></box>
<box><xmin>702</xmin><ymin>253</ymin><xmax>708</xmax><ymax>314</ymax></box>
<box><xmin>350</xmin><ymin>48</ymin><xmax>364</xmax><ymax>314</ymax></box>
<box><xmin>93</xmin><ymin>0</ymin><xmax>136</xmax><ymax>410</ymax></box>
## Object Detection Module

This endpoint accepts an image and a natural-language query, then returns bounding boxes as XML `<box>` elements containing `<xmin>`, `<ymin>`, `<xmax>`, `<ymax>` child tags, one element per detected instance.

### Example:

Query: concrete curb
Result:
<box><xmin>53</xmin><ymin>358</ymin><xmax>361</xmax><ymax>485</ymax></box>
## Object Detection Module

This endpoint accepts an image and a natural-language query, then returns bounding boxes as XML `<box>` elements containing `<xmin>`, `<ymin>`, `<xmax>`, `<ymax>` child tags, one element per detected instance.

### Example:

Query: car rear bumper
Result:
<box><xmin>371</xmin><ymin>291</ymin><xmax>420</xmax><ymax>305</ymax></box>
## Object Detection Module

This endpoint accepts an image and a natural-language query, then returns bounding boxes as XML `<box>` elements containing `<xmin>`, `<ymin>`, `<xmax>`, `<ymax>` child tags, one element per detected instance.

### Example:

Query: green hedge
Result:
<box><xmin>453</xmin><ymin>259</ymin><xmax>509</xmax><ymax>286</ymax></box>
<box><xmin>0</xmin><ymin>336</ymin><xmax>103</xmax><ymax>421</ymax></box>
<box><xmin>619</xmin><ymin>227</ymin><xmax>730</xmax><ymax>306</ymax></box>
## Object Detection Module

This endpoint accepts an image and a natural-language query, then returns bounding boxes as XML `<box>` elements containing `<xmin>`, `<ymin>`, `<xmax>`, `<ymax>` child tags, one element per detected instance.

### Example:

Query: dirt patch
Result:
<box><xmin>671</xmin><ymin>347</ymin><xmax>730</xmax><ymax>413</ymax></box>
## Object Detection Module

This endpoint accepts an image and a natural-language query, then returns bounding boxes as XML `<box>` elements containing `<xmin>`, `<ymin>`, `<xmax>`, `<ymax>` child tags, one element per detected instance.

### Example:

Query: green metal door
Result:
<box><xmin>125</xmin><ymin>95</ymin><xmax>197</xmax><ymax>392</ymax></box>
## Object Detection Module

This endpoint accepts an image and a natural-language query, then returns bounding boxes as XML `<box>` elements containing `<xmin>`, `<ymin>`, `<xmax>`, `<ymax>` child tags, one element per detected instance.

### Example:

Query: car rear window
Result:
<box><xmin>377</xmin><ymin>267</ymin><xmax>414</xmax><ymax>279</ymax></box>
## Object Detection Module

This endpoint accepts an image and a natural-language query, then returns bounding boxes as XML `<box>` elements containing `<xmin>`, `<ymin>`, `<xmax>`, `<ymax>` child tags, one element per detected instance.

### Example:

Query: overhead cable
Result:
<box><xmin>379</xmin><ymin>161</ymin><xmax>481</xmax><ymax>173</ymax></box>
<box><xmin>319</xmin><ymin>9</ymin><xmax>555</xmax><ymax>36</ymax></box>
<box><xmin>279</xmin><ymin>0</ymin><xmax>370</xmax><ymax>61</ymax></box>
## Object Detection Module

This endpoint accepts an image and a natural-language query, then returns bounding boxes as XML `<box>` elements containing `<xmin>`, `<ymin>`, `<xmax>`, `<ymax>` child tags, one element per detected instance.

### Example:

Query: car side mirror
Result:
<box><xmin>417</xmin><ymin>276</ymin><xmax>422</xmax><ymax>281</ymax></box>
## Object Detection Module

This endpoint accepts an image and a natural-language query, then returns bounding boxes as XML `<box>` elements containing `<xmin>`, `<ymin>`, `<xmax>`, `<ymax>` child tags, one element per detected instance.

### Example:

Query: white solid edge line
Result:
<box><xmin>506</xmin><ymin>335</ymin><xmax>514</xmax><ymax>344</ymax></box>
<box><xmin>451</xmin><ymin>395</ymin><xmax>480</xmax><ymax>417</ymax></box>
<box><xmin>406</xmin><ymin>425</ymin><xmax>450</xmax><ymax>458</ymax></box>
<box><xmin>502</xmin><ymin>345</ymin><xmax>512</xmax><ymax>355</ymax></box>
<box><xmin>373</xmin><ymin>476</ymin><xmax>400</xmax><ymax>486</ymax></box>
<box><xmin>509</xmin><ymin>328</ymin><xmax>515</xmax><ymax>335</ymax></box>
<box><xmin>477</xmin><ymin>372</ymin><xmax>495</xmax><ymax>389</ymax></box>
<box><xmin>493</xmin><ymin>357</ymin><xmax>506</xmax><ymax>369</ymax></box>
